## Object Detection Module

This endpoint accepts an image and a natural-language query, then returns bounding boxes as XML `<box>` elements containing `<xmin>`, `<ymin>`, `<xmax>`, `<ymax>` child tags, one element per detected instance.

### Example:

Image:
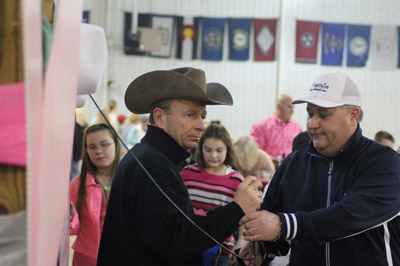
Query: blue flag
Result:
<box><xmin>228</xmin><ymin>18</ymin><xmax>252</xmax><ymax>61</ymax></box>
<box><xmin>347</xmin><ymin>25</ymin><xmax>371</xmax><ymax>67</ymax></box>
<box><xmin>398</xmin><ymin>27</ymin><xmax>400</xmax><ymax>68</ymax></box>
<box><xmin>201</xmin><ymin>18</ymin><xmax>225</xmax><ymax>61</ymax></box>
<box><xmin>321</xmin><ymin>23</ymin><xmax>345</xmax><ymax>66</ymax></box>
<box><xmin>124</xmin><ymin>13</ymin><xmax>151</xmax><ymax>56</ymax></box>
<box><xmin>82</xmin><ymin>11</ymin><xmax>90</xmax><ymax>23</ymax></box>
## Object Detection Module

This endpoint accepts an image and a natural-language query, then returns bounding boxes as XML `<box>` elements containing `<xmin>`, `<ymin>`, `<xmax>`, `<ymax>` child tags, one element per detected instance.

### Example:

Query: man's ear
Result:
<box><xmin>153</xmin><ymin>107</ymin><xmax>165</xmax><ymax>129</ymax></box>
<box><xmin>350</xmin><ymin>107</ymin><xmax>361</xmax><ymax>125</ymax></box>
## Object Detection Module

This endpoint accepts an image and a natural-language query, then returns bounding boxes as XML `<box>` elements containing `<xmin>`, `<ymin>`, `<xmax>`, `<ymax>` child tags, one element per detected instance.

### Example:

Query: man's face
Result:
<box><xmin>159</xmin><ymin>99</ymin><xmax>207</xmax><ymax>149</ymax></box>
<box><xmin>306</xmin><ymin>104</ymin><xmax>358</xmax><ymax>157</ymax></box>
<box><xmin>277</xmin><ymin>98</ymin><xmax>294</xmax><ymax>123</ymax></box>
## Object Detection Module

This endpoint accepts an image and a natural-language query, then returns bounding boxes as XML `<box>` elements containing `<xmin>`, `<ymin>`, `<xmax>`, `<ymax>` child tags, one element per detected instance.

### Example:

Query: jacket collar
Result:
<box><xmin>142</xmin><ymin>125</ymin><xmax>191</xmax><ymax>167</ymax></box>
<box><xmin>308</xmin><ymin>124</ymin><xmax>362</xmax><ymax>161</ymax></box>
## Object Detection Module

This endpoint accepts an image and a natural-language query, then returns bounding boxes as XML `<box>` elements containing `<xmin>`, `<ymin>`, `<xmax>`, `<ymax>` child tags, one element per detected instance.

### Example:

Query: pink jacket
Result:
<box><xmin>70</xmin><ymin>173</ymin><xmax>107</xmax><ymax>259</ymax></box>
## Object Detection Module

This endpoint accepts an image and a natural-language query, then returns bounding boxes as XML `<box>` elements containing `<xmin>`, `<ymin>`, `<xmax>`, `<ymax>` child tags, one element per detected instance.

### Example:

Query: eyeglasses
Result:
<box><xmin>87</xmin><ymin>142</ymin><xmax>114</xmax><ymax>152</ymax></box>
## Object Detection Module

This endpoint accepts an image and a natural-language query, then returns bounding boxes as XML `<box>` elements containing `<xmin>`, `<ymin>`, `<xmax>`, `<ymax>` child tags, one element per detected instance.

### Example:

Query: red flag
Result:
<box><xmin>296</xmin><ymin>20</ymin><xmax>320</xmax><ymax>63</ymax></box>
<box><xmin>254</xmin><ymin>19</ymin><xmax>277</xmax><ymax>61</ymax></box>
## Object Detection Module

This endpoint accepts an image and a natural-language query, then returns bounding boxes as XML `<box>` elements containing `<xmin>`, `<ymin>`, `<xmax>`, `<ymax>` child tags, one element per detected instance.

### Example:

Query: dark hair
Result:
<box><xmin>195</xmin><ymin>123</ymin><xmax>236</xmax><ymax>169</ymax></box>
<box><xmin>76</xmin><ymin>123</ymin><xmax>121</xmax><ymax>220</ymax></box>
<box><xmin>374</xmin><ymin>131</ymin><xmax>395</xmax><ymax>143</ymax></box>
<box><xmin>148</xmin><ymin>99</ymin><xmax>173</xmax><ymax>125</ymax></box>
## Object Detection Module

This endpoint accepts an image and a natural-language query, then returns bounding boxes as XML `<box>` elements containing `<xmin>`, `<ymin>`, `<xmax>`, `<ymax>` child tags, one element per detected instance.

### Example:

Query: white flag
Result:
<box><xmin>370</xmin><ymin>25</ymin><xmax>398</xmax><ymax>70</ymax></box>
<box><xmin>150</xmin><ymin>15</ymin><xmax>175</xmax><ymax>57</ymax></box>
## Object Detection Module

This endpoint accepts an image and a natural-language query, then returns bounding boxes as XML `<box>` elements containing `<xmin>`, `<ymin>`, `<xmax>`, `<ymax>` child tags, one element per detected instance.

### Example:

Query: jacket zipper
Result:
<box><xmin>325</xmin><ymin>161</ymin><xmax>334</xmax><ymax>266</ymax></box>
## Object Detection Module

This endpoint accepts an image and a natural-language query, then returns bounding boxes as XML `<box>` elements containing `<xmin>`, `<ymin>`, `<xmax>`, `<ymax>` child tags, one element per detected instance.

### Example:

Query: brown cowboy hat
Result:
<box><xmin>125</xmin><ymin>67</ymin><xmax>233</xmax><ymax>114</ymax></box>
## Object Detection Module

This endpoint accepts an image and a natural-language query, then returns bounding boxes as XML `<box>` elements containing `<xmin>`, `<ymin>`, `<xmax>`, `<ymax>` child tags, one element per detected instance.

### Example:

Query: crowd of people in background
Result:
<box><xmin>68</xmin><ymin>68</ymin><xmax>400</xmax><ymax>266</ymax></box>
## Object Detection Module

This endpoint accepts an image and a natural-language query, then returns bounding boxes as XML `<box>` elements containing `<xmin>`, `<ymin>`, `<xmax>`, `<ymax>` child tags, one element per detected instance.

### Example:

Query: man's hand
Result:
<box><xmin>240</xmin><ymin>210</ymin><xmax>281</xmax><ymax>242</ymax></box>
<box><xmin>234</xmin><ymin>176</ymin><xmax>263</xmax><ymax>214</ymax></box>
<box><xmin>239</xmin><ymin>241</ymin><xmax>262</xmax><ymax>266</ymax></box>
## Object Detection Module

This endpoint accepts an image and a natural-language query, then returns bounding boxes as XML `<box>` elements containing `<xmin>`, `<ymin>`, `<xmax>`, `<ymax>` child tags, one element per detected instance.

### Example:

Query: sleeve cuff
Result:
<box><xmin>277</xmin><ymin>213</ymin><xmax>298</xmax><ymax>240</ymax></box>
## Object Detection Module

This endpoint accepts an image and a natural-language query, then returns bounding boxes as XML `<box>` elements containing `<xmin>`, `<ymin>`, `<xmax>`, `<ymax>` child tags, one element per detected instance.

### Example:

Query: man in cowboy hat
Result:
<box><xmin>97</xmin><ymin>67</ymin><xmax>263</xmax><ymax>266</ymax></box>
<box><xmin>238</xmin><ymin>72</ymin><xmax>400</xmax><ymax>266</ymax></box>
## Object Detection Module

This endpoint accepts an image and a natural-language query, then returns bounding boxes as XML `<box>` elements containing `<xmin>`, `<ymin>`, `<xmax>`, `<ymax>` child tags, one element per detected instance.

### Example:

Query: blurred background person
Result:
<box><xmin>121</xmin><ymin>113</ymin><xmax>141</xmax><ymax>149</ymax></box>
<box><xmin>250</xmin><ymin>94</ymin><xmax>302</xmax><ymax>163</ymax></box>
<box><xmin>234</xmin><ymin>135</ymin><xmax>275</xmax><ymax>189</ymax></box>
<box><xmin>374</xmin><ymin>130</ymin><xmax>395</xmax><ymax>149</ymax></box>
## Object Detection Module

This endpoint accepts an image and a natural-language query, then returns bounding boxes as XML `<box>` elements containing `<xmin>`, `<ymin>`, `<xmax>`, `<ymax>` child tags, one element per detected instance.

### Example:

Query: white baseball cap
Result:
<box><xmin>292</xmin><ymin>72</ymin><xmax>361</xmax><ymax>108</ymax></box>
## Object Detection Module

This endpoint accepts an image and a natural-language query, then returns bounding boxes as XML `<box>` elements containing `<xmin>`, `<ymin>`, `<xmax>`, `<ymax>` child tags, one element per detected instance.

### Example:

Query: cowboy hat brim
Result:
<box><xmin>125</xmin><ymin>69</ymin><xmax>233</xmax><ymax>114</ymax></box>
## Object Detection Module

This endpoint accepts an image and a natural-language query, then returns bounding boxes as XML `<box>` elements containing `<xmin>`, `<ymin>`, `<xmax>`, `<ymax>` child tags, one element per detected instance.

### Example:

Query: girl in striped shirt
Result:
<box><xmin>181</xmin><ymin>123</ymin><xmax>245</xmax><ymax>266</ymax></box>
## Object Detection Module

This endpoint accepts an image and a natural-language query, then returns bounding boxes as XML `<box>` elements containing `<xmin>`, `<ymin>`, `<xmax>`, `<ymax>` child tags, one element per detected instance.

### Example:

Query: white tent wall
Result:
<box><xmin>83</xmin><ymin>0</ymin><xmax>400</xmax><ymax>147</ymax></box>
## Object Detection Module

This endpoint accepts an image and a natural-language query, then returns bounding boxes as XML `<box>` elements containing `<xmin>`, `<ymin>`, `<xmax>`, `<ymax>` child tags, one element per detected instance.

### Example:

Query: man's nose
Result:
<box><xmin>195</xmin><ymin>118</ymin><xmax>207</xmax><ymax>131</ymax></box>
<box><xmin>308</xmin><ymin>116</ymin><xmax>319</xmax><ymax>128</ymax></box>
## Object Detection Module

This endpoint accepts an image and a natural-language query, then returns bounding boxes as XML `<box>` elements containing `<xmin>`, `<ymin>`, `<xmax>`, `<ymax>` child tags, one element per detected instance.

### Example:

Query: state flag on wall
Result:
<box><xmin>253</xmin><ymin>19</ymin><xmax>277</xmax><ymax>61</ymax></box>
<box><xmin>296</xmin><ymin>20</ymin><xmax>320</xmax><ymax>63</ymax></box>
<box><xmin>150</xmin><ymin>15</ymin><xmax>175</xmax><ymax>58</ymax></box>
<box><xmin>176</xmin><ymin>16</ymin><xmax>200</xmax><ymax>60</ymax></box>
<box><xmin>82</xmin><ymin>10</ymin><xmax>90</xmax><ymax>23</ymax></box>
<box><xmin>370</xmin><ymin>25</ymin><xmax>398</xmax><ymax>70</ymax></box>
<box><xmin>347</xmin><ymin>25</ymin><xmax>371</xmax><ymax>67</ymax></box>
<box><xmin>398</xmin><ymin>26</ymin><xmax>400</xmax><ymax>68</ymax></box>
<box><xmin>124</xmin><ymin>13</ymin><xmax>151</xmax><ymax>56</ymax></box>
<box><xmin>321</xmin><ymin>23</ymin><xmax>345</xmax><ymax>66</ymax></box>
<box><xmin>201</xmin><ymin>17</ymin><xmax>225</xmax><ymax>61</ymax></box>
<box><xmin>228</xmin><ymin>18</ymin><xmax>252</xmax><ymax>61</ymax></box>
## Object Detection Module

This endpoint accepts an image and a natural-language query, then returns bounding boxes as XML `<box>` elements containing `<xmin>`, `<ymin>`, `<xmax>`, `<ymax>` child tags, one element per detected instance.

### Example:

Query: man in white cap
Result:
<box><xmin>238</xmin><ymin>72</ymin><xmax>400</xmax><ymax>266</ymax></box>
<box><xmin>97</xmin><ymin>67</ymin><xmax>263</xmax><ymax>266</ymax></box>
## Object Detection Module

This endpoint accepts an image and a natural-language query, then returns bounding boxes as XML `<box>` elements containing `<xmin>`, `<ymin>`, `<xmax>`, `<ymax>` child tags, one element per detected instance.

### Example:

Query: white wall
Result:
<box><xmin>84</xmin><ymin>0</ymin><xmax>400</xmax><ymax>147</ymax></box>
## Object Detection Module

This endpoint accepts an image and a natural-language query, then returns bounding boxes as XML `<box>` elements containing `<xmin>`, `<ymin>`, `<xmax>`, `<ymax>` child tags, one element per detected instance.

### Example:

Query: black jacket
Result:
<box><xmin>263</xmin><ymin>125</ymin><xmax>400</xmax><ymax>266</ymax></box>
<box><xmin>97</xmin><ymin>125</ymin><xmax>244</xmax><ymax>266</ymax></box>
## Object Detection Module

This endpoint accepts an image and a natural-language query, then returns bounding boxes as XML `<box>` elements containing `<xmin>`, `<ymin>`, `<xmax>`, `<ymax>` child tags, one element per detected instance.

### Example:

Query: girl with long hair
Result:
<box><xmin>69</xmin><ymin>123</ymin><xmax>121</xmax><ymax>266</ymax></box>
<box><xmin>181</xmin><ymin>123</ymin><xmax>245</xmax><ymax>266</ymax></box>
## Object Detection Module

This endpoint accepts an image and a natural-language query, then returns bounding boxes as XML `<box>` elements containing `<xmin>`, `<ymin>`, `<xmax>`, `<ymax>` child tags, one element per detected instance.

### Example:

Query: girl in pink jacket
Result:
<box><xmin>70</xmin><ymin>123</ymin><xmax>121</xmax><ymax>266</ymax></box>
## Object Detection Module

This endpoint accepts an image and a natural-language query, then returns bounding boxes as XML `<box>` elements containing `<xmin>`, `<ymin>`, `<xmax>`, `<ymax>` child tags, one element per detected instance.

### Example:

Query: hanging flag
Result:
<box><xmin>82</xmin><ymin>10</ymin><xmax>90</xmax><ymax>23</ymax></box>
<box><xmin>253</xmin><ymin>19</ymin><xmax>277</xmax><ymax>61</ymax></box>
<box><xmin>176</xmin><ymin>16</ymin><xmax>200</xmax><ymax>60</ymax></box>
<box><xmin>296</xmin><ymin>20</ymin><xmax>320</xmax><ymax>63</ymax></box>
<box><xmin>321</xmin><ymin>23</ymin><xmax>345</xmax><ymax>66</ymax></box>
<box><xmin>347</xmin><ymin>25</ymin><xmax>371</xmax><ymax>67</ymax></box>
<box><xmin>228</xmin><ymin>18</ymin><xmax>252</xmax><ymax>61</ymax></box>
<box><xmin>201</xmin><ymin>17</ymin><xmax>225</xmax><ymax>61</ymax></box>
<box><xmin>150</xmin><ymin>15</ymin><xmax>175</xmax><ymax>58</ymax></box>
<box><xmin>370</xmin><ymin>25</ymin><xmax>398</xmax><ymax>70</ymax></box>
<box><xmin>398</xmin><ymin>26</ymin><xmax>400</xmax><ymax>68</ymax></box>
<box><xmin>124</xmin><ymin>12</ymin><xmax>152</xmax><ymax>56</ymax></box>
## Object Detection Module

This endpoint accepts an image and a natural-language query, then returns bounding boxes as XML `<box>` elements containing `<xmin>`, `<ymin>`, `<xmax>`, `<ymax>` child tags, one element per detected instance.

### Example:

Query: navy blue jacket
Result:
<box><xmin>97</xmin><ymin>125</ymin><xmax>244</xmax><ymax>266</ymax></box>
<box><xmin>262</xmin><ymin>126</ymin><xmax>400</xmax><ymax>266</ymax></box>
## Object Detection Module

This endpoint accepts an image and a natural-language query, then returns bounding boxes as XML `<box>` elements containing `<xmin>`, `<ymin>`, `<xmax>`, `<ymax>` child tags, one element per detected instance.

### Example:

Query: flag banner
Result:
<box><xmin>124</xmin><ymin>12</ymin><xmax>151</xmax><ymax>56</ymax></box>
<box><xmin>201</xmin><ymin>17</ymin><xmax>225</xmax><ymax>61</ymax></box>
<box><xmin>321</xmin><ymin>23</ymin><xmax>345</xmax><ymax>66</ymax></box>
<box><xmin>150</xmin><ymin>15</ymin><xmax>175</xmax><ymax>58</ymax></box>
<box><xmin>253</xmin><ymin>19</ymin><xmax>277</xmax><ymax>61</ymax></box>
<box><xmin>176</xmin><ymin>16</ymin><xmax>200</xmax><ymax>60</ymax></box>
<box><xmin>371</xmin><ymin>25</ymin><xmax>398</xmax><ymax>70</ymax></box>
<box><xmin>398</xmin><ymin>26</ymin><xmax>400</xmax><ymax>68</ymax></box>
<box><xmin>347</xmin><ymin>25</ymin><xmax>371</xmax><ymax>67</ymax></box>
<box><xmin>228</xmin><ymin>18</ymin><xmax>252</xmax><ymax>61</ymax></box>
<box><xmin>82</xmin><ymin>10</ymin><xmax>90</xmax><ymax>23</ymax></box>
<box><xmin>296</xmin><ymin>20</ymin><xmax>320</xmax><ymax>63</ymax></box>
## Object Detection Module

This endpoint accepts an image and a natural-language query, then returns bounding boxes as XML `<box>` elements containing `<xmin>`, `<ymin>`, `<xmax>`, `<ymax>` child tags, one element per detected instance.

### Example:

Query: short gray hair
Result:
<box><xmin>148</xmin><ymin>99</ymin><xmax>173</xmax><ymax>125</ymax></box>
<box><xmin>343</xmin><ymin>105</ymin><xmax>363</xmax><ymax>122</ymax></box>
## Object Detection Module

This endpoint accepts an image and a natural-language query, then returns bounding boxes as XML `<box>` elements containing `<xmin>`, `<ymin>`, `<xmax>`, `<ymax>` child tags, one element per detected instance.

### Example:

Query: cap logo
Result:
<box><xmin>310</xmin><ymin>82</ymin><xmax>329</xmax><ymax>92</ymax></box>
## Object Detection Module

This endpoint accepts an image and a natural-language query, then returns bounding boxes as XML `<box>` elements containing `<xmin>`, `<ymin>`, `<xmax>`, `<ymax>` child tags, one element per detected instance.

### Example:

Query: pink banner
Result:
<box><xmin>23</xmin><ymin>0</ymin><xmax>83</xmax><ymax>265</ymax></box>
<box><xmin>0</xmin><ymin>83</ymin><xmax>26</xmax><ymax>166</ymax></box>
